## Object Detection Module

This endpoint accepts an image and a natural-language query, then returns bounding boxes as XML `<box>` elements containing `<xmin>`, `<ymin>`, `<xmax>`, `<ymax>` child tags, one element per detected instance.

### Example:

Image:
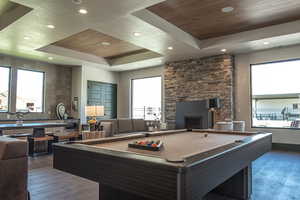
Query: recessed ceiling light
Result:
<box><xmin>222</xmin><ymin>7</ymin><xmax>234</xmax><ymax>13</ymax></box>
<box><xmin>47</xmin><ymin>24</ymin><xmax>55</xmax><ymax>29</ymax></box>
<box><xmin>24</xmin><ymin>36</ymin><xmax>30</xmax><ymax>40</ymax></box>
<box><xmin>167</xmin><ymin>46</ymin><xmax>174</xmax><ymax>50</ymax></box>
<box><xmin>221</xmin><ymin>49</ymin><xmax>227</xmax><ymax>52</ymax></box>
<box><xmin>72</xmin><ymin>0</ymin><xmax>82</xmax><ymax>4</ymax></box>
<box><xmin>263</xmin><ymin>42</ymin><xmax>270</xmax><ymax>45</ymax></box>
<box><xmin>133</xmin><ymin>32</ymin><xmax>141</xmax><ymax>37</ymax></box>
<box><xmin>101</xmin><ymin>42</ymin><xmax>111</xmax><ymax>46</ymax></box>
<box><xmin>48</xmin><ymin>57</ymin><xmax>53</xmax><ymax>60</ymax></box>
<box><xmin>79</xmin><ymin>9</ymin><xmax>88</xmax><ymax>14</ymax></box>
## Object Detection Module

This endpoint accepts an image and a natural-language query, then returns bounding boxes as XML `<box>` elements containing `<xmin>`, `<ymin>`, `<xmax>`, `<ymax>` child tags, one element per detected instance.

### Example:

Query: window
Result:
<box><xmin>132</xmin><ymin>76</ymin><xmax>162</xmax><ymax>120</ymax></box>
<box><xmin>16</xmin><ymin>69</ymin><xmax>44</xmax><ymax>112</ymax></box>
<box><xmin>0</xmin><ymin>67</ymin><xmax>10</xmax><ymax>112</ymax></box>
<box><xmin>251</xmin><ymin>59</ymin><xmax>300</xmax><ymax>129</ymax></box>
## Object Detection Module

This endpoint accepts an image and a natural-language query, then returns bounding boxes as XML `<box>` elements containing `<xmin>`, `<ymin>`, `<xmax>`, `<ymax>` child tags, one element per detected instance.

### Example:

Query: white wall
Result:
<box><xmin>118</xmin><ymin>66</ymin><xmax>164</xmax><ymax>119</ymax></box>
<box><xmin>76</xmin><ymin>65</ymin><xmax>119</xmax><ymax>123</ymax></box>
<box><xmin>72</xmin><ymin>64</ymin><xmax>164</xmax><ymax>124</ymax></box>
<box><xmin>235</xmin><ymin>45</ymin><xmax>300</xmax><ymax>144</ymax></box>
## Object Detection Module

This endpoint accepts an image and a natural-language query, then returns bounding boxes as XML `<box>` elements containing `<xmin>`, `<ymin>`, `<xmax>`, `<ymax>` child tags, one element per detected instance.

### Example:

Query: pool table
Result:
<box><xmin>53</xmin><ymin>129</ymin><xmax>272</xmax><ymax>200</ymax></box>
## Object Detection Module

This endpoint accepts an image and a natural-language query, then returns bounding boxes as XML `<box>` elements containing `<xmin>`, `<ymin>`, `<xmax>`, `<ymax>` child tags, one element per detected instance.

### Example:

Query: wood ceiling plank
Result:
<box><xmin>0</xmin><ymin>0</ymin><xmax>13</xmax><ymax>15</ymax></box>
<box><xmin>148</xmin><ymin>0</ymin><xmax>300</xmax><ymax>39</ymax></box>
<box><xmin>52</xmin><ymin>29</ymin><xmax>144</xmax><ymax>58</ymax></box>
<box><xmin>0</xmin><ymin>2</ymin><xmax>32</xmax><ymax>31</ymax></box>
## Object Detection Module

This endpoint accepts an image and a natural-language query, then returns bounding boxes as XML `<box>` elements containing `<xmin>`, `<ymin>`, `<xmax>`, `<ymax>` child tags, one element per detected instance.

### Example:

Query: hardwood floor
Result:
<box><xmin>29</xmin><ymin>155</ymin><xmax>53</xmax><ymax>170</ymax></box>
<box><xmin>28</xmin><ymin>151</ymin><xmax>300</xmax><ymax>200</ymax></box>
<box><xmin>28</xmin><ymin>155</ymin><xmax>98</xmax><ymax>200</ymax></box>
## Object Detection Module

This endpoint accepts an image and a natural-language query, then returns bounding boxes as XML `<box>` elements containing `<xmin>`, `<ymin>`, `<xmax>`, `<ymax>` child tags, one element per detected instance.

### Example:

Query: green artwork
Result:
<box><xmin>87</xmin><ymin>81</ymin><xmax>117</xmax><ymax>119</ymax></box>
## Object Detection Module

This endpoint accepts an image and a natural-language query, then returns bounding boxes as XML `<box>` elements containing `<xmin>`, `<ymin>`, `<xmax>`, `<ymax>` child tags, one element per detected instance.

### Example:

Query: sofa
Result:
<box><xmin>0</xmin><ymin>136</ymin><xmax>28</xmax><ymax>200</ymax></box>
<box><xmin>97</xmin><ymin>118</ymin><xmax>158</xmax><ymax>136</ymax></box>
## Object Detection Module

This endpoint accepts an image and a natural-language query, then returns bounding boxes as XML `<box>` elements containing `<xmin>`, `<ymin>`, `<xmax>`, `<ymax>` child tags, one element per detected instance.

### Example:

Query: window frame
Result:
<box><xmin>16</xmin><ymin>68</ymin><xmax>46</xmax><ymax>113</ymax></box>
<box><xmin>0</xmin><ymin>66</ymin><xmax>11</xmax><ymax>113</ymax></box>
<box><xmin>130</xmin><ymin>75</ymin><xmax>163</xmax><ymax>120</ymax></box>
<box><xmin>250</xmin><ymin>58</ymin><xmax>300</xmax><ymax>130</ymax></box>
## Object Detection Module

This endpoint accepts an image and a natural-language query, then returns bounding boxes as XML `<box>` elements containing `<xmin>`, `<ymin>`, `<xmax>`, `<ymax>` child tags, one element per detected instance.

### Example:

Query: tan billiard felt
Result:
<box><xmin>90</xmin><ymin>131</ymin><xmax>248</xmax><ymax>161</ymax></box>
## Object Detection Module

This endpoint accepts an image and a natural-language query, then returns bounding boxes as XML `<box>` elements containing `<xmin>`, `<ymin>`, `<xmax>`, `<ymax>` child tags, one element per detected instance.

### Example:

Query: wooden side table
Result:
<box><xmin>47</xmin><ymin>132</ymin><xmax>79</xmax><ymax>143</ymax></box>
<box><xmin>28</xmin><ymin>136</ymin><xmax>54</xmax><ymax>156</ymax></box>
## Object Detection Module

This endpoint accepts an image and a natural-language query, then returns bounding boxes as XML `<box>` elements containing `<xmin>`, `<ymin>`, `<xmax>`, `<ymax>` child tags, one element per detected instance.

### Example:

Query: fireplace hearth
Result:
<box><xmin>175</xmin><ymin>100</ymin><xmax>210</xmax><ymax>129</ymax></box>
<box><xmin>184</xmin><ymin>116</ymin><xmax>202</xmax><ymax>130</ymax></box>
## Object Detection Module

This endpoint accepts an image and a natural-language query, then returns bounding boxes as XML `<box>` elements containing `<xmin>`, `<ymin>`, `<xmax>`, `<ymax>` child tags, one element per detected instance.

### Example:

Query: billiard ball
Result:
<box><xmin>151</xmin><ymin>143</ymin><xmax>157</xmax><ymax>147</ymax></box>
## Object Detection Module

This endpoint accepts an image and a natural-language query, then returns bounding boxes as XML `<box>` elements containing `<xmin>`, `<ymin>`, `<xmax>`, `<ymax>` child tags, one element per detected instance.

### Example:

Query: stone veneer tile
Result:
<box><xmin>164</xmin><ymin>54</ymin><xmax>234</xmax><ymax>129</ymax></box>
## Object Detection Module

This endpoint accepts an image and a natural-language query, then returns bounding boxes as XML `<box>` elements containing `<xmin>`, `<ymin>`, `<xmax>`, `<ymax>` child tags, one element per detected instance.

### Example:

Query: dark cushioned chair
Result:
<box><xmin>0</xmin><ymin>136</ymin><xmax>28</xmax><ymax>200</ymax></box>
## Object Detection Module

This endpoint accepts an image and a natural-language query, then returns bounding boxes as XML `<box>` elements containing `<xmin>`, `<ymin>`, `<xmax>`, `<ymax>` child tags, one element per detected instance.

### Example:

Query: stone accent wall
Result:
<box><xmin>164</xmin><ymin>54</ymin><xmax>234</xmax><ymax>129</ymax></box>
<box><xmin>0</xmin><ymin>55</ymin><xmax>73</xmax><ymax>120</ymax></box>
<box><xmin>49</xmin><ymin>66</ymin><xmax>73</xmax><ymax>118</ymax></box>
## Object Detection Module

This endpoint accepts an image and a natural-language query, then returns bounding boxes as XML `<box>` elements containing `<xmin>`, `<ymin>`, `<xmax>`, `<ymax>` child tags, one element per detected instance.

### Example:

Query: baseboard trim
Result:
<box><xmin>272</xmin><ymin>143</ymin><xmax>300</xmax><ymax>152</ymax></box>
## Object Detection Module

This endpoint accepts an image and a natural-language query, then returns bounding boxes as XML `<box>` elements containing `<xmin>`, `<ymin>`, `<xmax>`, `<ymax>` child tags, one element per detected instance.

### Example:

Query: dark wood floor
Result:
<box><xmin>28</xmin><ymin>151</ymin><xmax>300</xmax><ymax>200</ymax></box>
<box><xmin>29</xmin><ymin>155</ymin><xmax>98</xmax><ymax>200</ymax></box>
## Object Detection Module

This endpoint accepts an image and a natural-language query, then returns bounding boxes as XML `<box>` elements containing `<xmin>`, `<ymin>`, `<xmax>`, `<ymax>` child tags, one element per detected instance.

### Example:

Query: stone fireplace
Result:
<box><xmin>164</xmin><ymin>55</ymin><xmax>234</xmax><ymax>129</ymax></box>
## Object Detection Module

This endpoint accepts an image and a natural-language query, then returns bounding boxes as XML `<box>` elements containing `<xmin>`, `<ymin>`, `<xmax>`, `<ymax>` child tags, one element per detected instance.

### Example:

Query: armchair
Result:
<box><xmin>0</xmin><ymin>136</ymin><xmax>28</xmax><ymax>200</ymax></box>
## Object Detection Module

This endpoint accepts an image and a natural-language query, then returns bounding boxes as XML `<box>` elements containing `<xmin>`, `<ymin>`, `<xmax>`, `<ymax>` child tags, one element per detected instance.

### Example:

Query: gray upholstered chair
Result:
<box><xmin>132</xmin><ymin>119</ymin><xmax>147</xmax><ymax>132</ymax></box>
<box><xmin>100</xmin><ymin>122</ymin><xmax>113</xmax><ymax>137</ymax></box>
<box><xmin>97</xmin><ymin>119</ymin><xmax>149</xmax><ymax>136</ymax></box>
<box><xmin>118</xmin><ymin>119</ymin><xmax>134</xmax><ymax>134</ymax></box>
<box><xmin>0</xmin><ymin>136</ymin><xmax>28</xmax><ymax>200</ymax></box>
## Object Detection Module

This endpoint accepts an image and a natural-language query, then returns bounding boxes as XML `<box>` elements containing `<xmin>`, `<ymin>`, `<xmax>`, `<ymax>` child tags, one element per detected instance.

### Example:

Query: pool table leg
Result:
<box><xmin>28</xmin><ymin>137</ymin><xmax>34</xmax><ymax>157</ymax></box>
<box><xmin>213</xmin><ymin>164</ymin><xmax>252</xmax><ymax>200</ymax></box>
<box><xmin>99</xmin><ymin>184</ymin><xmax>151</xmax><ymax>200</ymax></box>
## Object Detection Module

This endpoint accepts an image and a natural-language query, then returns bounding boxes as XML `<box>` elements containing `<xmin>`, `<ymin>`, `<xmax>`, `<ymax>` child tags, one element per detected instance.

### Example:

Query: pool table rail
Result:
<box><xmin>192</xmin><ymin>129</ymin><xmax>264</xmax><ymax>136</ymax></box>
<box><xmin>67</xmin><ymin>129</ymin><xmax>270</xmax><ymax>167</ymax></box>
<box><xmin>184</xmin><ymin>131</ymin><xmax>272</xmax><ymax>166</ymax></box>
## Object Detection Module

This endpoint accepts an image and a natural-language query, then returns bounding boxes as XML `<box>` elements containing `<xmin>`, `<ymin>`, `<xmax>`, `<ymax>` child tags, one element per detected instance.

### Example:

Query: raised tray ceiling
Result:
<box><xmin>53</xmin><ymin>29</ymin><xmax>147</xmax><ymax>58</ymax></box>
<box><xmin>148</xmin><ymin>0</ymin><xmax>300</xmax><ymax>39</ymax></box>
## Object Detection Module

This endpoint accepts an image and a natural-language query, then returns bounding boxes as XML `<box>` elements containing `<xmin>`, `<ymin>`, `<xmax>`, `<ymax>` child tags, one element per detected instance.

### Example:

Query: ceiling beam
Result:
<box><xmin>107</xmin><ymin>49</ymin><xmax>161</xmax><ymax>66</ymax></box>
<box><xmin>38</xmin><ymin>45</ymin><xmax>109</xmax><ymax>65</ymax></box>
<box><xmin>133</xmin><ymin>9</ymin><xmax>201</xmax><ymax>49</ymax></box>
<box><xmin>200</xmin><ymin>19</ymin><xmax>300</xmax><ymax>50</ymax></box>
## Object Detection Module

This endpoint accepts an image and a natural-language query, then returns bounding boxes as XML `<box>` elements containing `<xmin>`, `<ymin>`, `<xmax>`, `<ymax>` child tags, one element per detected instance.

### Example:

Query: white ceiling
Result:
<box><xmin>1</xmin><ymin>0</ymin><xmax>300</xmax><ymax>71</ymax></box>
